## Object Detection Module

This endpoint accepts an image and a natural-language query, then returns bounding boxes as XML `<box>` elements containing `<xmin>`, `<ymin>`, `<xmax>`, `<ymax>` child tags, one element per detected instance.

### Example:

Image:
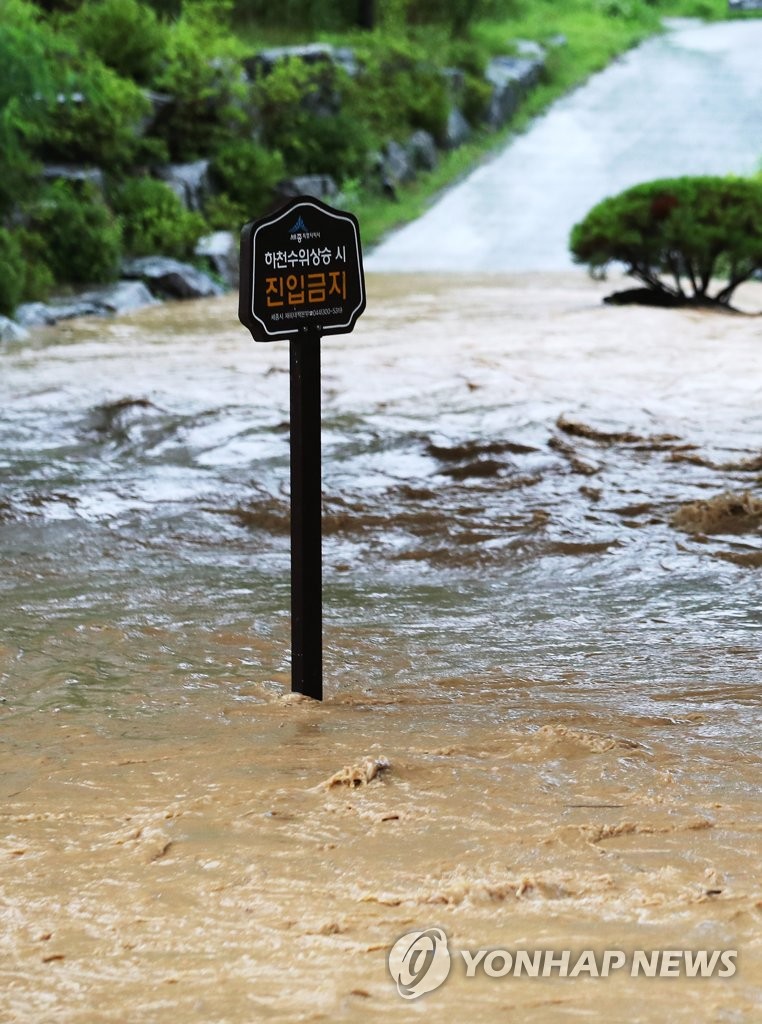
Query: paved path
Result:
<box><xmin>366</xmin><ymin>19</ymin><xmax>762</xmax><ymax>271</ymax></box>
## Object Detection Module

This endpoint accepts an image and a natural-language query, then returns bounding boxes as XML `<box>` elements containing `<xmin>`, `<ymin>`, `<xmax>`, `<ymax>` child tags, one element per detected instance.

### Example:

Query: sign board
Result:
<box><xmin>239</xmin><ymin>196</ymin><xmax>366</xmax><ymax>342</ymax></box>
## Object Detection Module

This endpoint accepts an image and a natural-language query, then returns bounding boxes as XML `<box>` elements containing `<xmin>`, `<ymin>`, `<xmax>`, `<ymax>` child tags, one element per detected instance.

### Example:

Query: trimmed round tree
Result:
<box><xmin>570</xmin><ymin>176</ymin><xmax>762</xmax><ymax>308</ymax></box>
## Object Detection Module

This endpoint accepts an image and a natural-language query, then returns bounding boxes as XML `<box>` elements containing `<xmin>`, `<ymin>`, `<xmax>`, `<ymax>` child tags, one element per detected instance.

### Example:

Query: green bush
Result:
<box><xmin>41</xmin><ymin>54</ymin><xmax>150</xmax><ymax>168</ymax></box>
<box><xmin>210</xmin><ymin>140</ymin><xmax>285</xmax><ymax>222</ymax></box>
<box><xmin>111</xmin><ymin>177</ymin><xmax>206</xmax><ymax>258</ymax></box>
<box><xmin>0</xmin><ymin>0</ymin><xmax>56</xmax><ymax>214</ymax></box>
<box><xmin>349</xmin><ymin>38</ymin><xmax>449</xmax><ymax>145</ymax></box>
<box><xmin>68</xmin><ymin>0</ymin><xmax>168</xmax><ymax>84</ymax></box>
<box><xmin>151</xmin><ymin>9</ymin><xmax>248</xmax><ymax>161</ymax></box>
<box><xmin>253</xmin><ymin>59</ymin><xmax>371</xmax><ymax>179</ymax></box>
<box><xmin>27</xmin><ymin>180</ymin><xmax>123</xmax><ymax>284</ymax></box>
<box><xmin>14</xmin><ymin>230</ymin><xmax>56</xmax><ymax>302</ymax></box>
<box><xmin>0</xmin><ymin>229</ymin><xmax>26</xmax><ymax>317</ymax></box>
<box><xmin>570</xmin><ymin>176</ymin><xmax>762</xmax><ymax>307</ymax></box>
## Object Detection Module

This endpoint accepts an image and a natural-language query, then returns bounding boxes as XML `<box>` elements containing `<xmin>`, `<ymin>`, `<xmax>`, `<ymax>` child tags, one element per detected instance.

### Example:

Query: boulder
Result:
<box><xmin>156</xmin><ymin>160</ymin><xmax>212</xmax><ymax>212</ymax></box>
<box><xmin>121</xmin><ymin>256</ymin><xmax>224</xmax><ymax>299</ymax></box>
<box><xmin>14</xmin><ymin>281</ymin><xmax>157</xmax><ymax>327</ymax></box>
<box><xmin>0</xmin><ymin>315</ymin><xmax>28</xmax><ymax>343</ymax></box>
<box><xmin>407</xmin><ymin>130</ymin><xmax>438</xmax><ymax>173</ymax></box>
<box><xmin>90</xmin><ymin>281</ymin><xmax>159</xmax><ymax>315</ymax></box>
<box><xmin>195</xmin><ymin>231</ymin><xmax>238</xmax><ymax>287</ymax></box>
<box><xmin>380</xmin><ymin>140</ymin><xmax>415</xmax><ymax>191</ymax></box>
<box><xmin>444</xmin><ymin>108</ymin><xmax>472</xmax><ymax>149</ymax></box>
<box><xmin>484</xmin><ymin>55</ymin><xmax>544</xmax><ymax>128</ymax></box>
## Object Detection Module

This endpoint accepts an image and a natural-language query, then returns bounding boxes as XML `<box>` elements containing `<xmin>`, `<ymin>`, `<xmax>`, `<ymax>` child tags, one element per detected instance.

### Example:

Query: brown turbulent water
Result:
<box><xmin>1</xmin><ymin>273</ymin><xmax>760</xmax><ymax>1022</ymax></box>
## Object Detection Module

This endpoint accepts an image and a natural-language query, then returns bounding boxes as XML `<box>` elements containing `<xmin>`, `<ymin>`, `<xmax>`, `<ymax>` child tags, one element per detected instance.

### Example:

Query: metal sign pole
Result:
<box><xmin>239</xmin><ymin>196</ymin><xmax>366</xmax><ymax>704</ymax></box>
<box><xmin>289</xmin><ymin>332</ymin><xmax>322</xmax><ymax>700</ymax></box>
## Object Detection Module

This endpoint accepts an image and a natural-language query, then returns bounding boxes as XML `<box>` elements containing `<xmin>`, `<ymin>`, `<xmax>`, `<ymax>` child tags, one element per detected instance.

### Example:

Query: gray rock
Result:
<box><xmin>484</xmin><ymin>55</ymin><xmax>544</xmax><ymax>128</ymax></box>
<box><xmin>381</xmin><ymin>140</ymin><xmax>415</xmax><ymax>190</ymax></box>
<box><xmin>14</xmin><ymin>303</ymin><xmax>56</xmax><ymax>329</ymax></box>
<box><xmin>14</xmin><ymin>282</ymin><xmax>157</xmax><ymax>327</ymax></box>
<box><xmin>156</xmin><ymin>160</ymin><xmax>211</xmax><ymax>213</ymax></box>
<box><xmin>444</xmin><ymin>107</ymin><xmax>472</xmax><ymax>149</ymax></box>
<box><xmin>407</xmin><ymin>130</ymin><xmax>438</xmax><ymax>172</ymax></box>
<box><xmin>548</xmin><ymin>33</ymin><xmax>568</xmax><ymax>48</ymax></box>
<box><xmin>195</xmin><ymin>231</ymin><xmax>238</xmax><ymax>287</ymax></box>
<box><xmin>122</xmin><ymin>257</ymin><xmax>224</xmax><ymax>299</ymax></box>
<box><xmin>0</xmin><ymin>315</ymin><xmax>29</xmax><ymax>343</ymax></box>
<box><xmin>42</xmin><ymin>164</ymin><xmax>106</xmax><ymax>193</ymax></box>
<box><xmin>728</xmin><ymin>0</ymin><xmax>762</xmax><ymax>9</ymax></box>
<box><xmin>89</xmin><ymin>281</ymin><xmax>158</xmax><ymax>315</ymax></box>
<box><xmin>275</xmin><ymin>175</ymin><xmax>339</xmax><ymax>203</ymax></box>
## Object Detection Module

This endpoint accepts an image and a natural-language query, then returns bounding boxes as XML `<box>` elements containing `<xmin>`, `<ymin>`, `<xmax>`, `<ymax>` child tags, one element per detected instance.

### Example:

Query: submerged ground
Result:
<box><xmin>1</xmin><ymin>273</ymin><xmax>760</xmax><ymax>1021</ymax></box>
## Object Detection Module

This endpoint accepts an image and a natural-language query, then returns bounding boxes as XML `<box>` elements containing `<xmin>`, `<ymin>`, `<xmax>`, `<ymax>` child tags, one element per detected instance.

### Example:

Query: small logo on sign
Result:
<box><xmin>290</xmin><ymin>215</ymin><xmax>309</xmax><ymax>234</ymax></box>
<box><xmin>388</xmin><ymin>927</ymin><xmax>451</xmax><ymax>1000</ymax></box>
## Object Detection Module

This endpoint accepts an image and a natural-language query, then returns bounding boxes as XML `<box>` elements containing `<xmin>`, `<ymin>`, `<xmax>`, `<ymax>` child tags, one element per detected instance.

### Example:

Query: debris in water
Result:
<box><xmin>323</xmin><ymin>756</ymin><xmax>391</xmax><ymax>788</ymax></box>
<box><xmin>671</xmin><ymin>491</ymin><xmax>762</xmax><ymax>535</ymax></box>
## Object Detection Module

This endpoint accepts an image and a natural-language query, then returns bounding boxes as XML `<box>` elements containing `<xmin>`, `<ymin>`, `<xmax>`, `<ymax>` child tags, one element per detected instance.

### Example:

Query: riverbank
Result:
<box><xmin>3</xmin><ymin>0</ymin><xmax>753</xmax><ymax>327</ymax></box>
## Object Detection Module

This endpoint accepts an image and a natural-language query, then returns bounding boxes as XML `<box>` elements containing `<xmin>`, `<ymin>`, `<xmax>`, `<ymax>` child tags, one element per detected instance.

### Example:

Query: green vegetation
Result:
<box><xmin>0</xmin><ymin>0</ymin><xmax>758</xmax><ymax>317</ymax></box>
<box><xmin>26</xmin><ymin>180</ymin><xmax>123</xmax><ymax>284</ymax></box>
<box><xmin>111</xmin><ymin>177</ymin><xmax>206</xmax><ymax>258</ymax></box>
<box><xmin>570</xmin><ymin>176</ymin><xmax>762</xmax><ymax>307</ymax></box>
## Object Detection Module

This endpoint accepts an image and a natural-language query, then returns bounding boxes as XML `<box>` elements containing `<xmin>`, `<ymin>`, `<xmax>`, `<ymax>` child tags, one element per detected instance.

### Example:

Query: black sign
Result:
<box><xmin>239</xmin><ymin>196</ymin><xmax>366</xmax><ymax>343</ymax></box>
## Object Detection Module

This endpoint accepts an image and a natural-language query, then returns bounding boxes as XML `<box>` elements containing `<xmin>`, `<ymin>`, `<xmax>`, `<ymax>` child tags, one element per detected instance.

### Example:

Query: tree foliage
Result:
<box><xmin>570</xmin><ymin>176</ymin><xmax>762</xmax><ymax>307</ymax></box>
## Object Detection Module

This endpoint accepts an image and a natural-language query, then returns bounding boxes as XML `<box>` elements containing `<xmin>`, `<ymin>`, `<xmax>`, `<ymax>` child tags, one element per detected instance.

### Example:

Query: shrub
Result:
<box><xmin>0</xmin><ymin>229</ymin><xmax>26</xmax><ymax>317</ymax></box>
<box><xmin>68</xmin><ymin>0</ymin><xmax>168</xmax><ymax>85</ymax></box>
<box><xmin>27</xmin><ymin>180</ymin><xmax>123</xmax><ymax>284</ymax></box>
<box><xmin>0</xmin><ymin>0</ymin><xmax>56</xmax><ymax>214</ymax></box>
<box><xmin>253</xmin><ymin>59</ymin><xmax>371</xmax><ymax>179</ymax></box>
<box><xmin>210</xmin><ymin>140</ymin><xmax>285</xmax><ymax>222</ymax></box>
<box><xmin>151</xmin><ymin>8</ymin><xmax>248</xmax><ymax>161</ymax></box>
<box><xmin>41</xmin><ymin>54</ymin><xmax>150</xmax><ymax>168</ymax></box>
<box><xmin>349</xmin><ymin>38</ymin><xmax>449</xmax><ymax>146</ymax></box>
<box><xmin>111</xmin><ymin>177</ymin><xmax>206</xmax><ymax>258</ymax></box>
<box><xmin>570</xmin><ymin>176</ymin><xmax>762</xmax><ymax>307</ymax></box>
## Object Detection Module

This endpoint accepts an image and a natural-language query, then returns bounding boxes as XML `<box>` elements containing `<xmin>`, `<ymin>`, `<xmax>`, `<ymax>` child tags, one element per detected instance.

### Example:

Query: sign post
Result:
<box><xmin>239</xmin><ymin>196</ymin><xmax>366</xmax><ymax>701</ymax></box>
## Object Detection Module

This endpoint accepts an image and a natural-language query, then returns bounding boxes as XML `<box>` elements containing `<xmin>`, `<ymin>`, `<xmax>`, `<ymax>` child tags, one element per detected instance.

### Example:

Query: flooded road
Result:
<box><xmin>367</xmin><ymin>19</ymin><xmax>762</xmax><ymax>271</ymax></box>
<box><xmin>1</xmin><ymin>275</ymin><xmax>761</xmax><ymax>1021</ymax></box>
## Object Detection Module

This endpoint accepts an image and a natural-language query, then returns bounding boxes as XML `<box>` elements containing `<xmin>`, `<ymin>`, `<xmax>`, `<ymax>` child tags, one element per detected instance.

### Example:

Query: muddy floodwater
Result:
<box><xmin>1</xmin><ymin>273</ymin><xmax>761</xmax><ymax>1022</ymax></box>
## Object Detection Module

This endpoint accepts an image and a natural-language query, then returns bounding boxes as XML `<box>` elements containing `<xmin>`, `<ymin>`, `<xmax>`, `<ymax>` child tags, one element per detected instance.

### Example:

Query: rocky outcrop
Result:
<box><xmin>0</xmin><ymin>315</ymin><xmax>29</xmax><ymax>343</ymax></box>
<box><xmin>15</xmin><ymin>281</ymin><xmax>157</xmax><ymax>328</ymax></box>
<box><xmin>156</xmin><ymin>161</ymin><xmax>212</xmax><ymax>213</ymax></box>
<box><xmin>194</xmin><ymin>231</ymin><xmax>238</xmax><ymax>287</ymax></box>
<box><xmin>485</xmin><ymin>54</ymin><xmax>545</xmax><ymax>128</ymax></box>
<box><xmin>445</xmin><ymin>108</ymin><xmax>472</xmax><ymax>149</ymax></box>
<box><xmin>122</xmin><ymin>257</ymin><xmax>224</xmax><ymax>299</ymax></box>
